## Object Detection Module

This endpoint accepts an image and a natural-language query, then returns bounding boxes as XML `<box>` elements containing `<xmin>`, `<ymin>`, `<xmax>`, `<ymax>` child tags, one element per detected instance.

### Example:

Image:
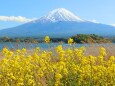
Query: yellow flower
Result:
<box><xmin>16</xmin><ymin>49</ymin><xmax>21</xmax><ymax>54</ymax></box>
<box><xmin>35</xmin><ymin>47</ymin><xmax>40</xmax><ymax>52</ymax></box>
<box><xmin>27</xmin><ymin>79</ymin><xmax>35</xmax><ymax>85</ymax></box>
<box><xmin>63</xmin><ymin>68</ymin><xmax>68</xmax><ymax>76</ymax></box>
<box><xmin>44</xmin><ymin>36</ymin><xmax>50</xmax><ymax>43</ymax></box>
<box><xmin>109</xmin><ymin>56</ymin><xmax>115</xmax><ymax>61</ymax></box>
<box><xmin>55</xmin><ymin>73</ymin><xmax>62</xmax><ymax>80</ymax></box>
<box><xmin>21</xmin><ymin>48</ymin><xmax>27</xmax><ymax>54</ymax></box>
<box><xmin>68</xmin><ymin>38</ymin><xmax>74</xmax><ymax>45</ymax></box>
<box><xmin>55</xmin><ymin>73</ymin><xmax>62</xmax><ymax>86</ymax></box>
<box><xmin>56</xmin><ymin>45</ymin><xmax>63</xmax><ymax>53</ymax></box>
<box><xmin>100</xmin><ymin>47</ymin><xmax>106</xmax><ymax>56</ymax></box>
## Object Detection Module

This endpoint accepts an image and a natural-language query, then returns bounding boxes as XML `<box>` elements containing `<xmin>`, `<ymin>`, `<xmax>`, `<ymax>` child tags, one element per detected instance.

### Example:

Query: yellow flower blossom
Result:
<box><xmin>68</xmin><ymin>38</ymin><xmax>74</xmax><ymax>45</ymax></box>
<box><xmin>0</xmin><ymin>38</ymin><xmax>115</xmax><ymax>86</ymax></box>
<box><xmin>44</xmin><ymin>36</ymin><xmax>50</xmax><ymax>43</ymax></box>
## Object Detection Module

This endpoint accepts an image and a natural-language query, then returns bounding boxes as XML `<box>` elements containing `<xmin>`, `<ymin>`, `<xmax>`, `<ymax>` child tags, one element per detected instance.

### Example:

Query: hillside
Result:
<box><xmin>71</xmin><ymin>34</ymin><xmax>111</xmax><ymax>43</ymax></box>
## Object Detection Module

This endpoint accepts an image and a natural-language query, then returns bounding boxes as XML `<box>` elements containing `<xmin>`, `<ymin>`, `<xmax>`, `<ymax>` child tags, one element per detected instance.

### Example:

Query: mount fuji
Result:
<box><xmin>37</xmin><ymin>8</ymin><xmax>84</xmax><ymax>22</ymax></box>
<box><xmin>0</xmin><ymin>8</ymin><xmax>115</xmax><ymax>38</ymax></box>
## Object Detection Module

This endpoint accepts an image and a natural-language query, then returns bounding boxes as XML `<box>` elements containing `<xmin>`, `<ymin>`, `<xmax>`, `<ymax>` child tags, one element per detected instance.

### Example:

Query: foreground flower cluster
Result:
<box><xmin>0</xmin><ymin>37</ymin><xmax>115</xmax><ymax>86</ymax></box>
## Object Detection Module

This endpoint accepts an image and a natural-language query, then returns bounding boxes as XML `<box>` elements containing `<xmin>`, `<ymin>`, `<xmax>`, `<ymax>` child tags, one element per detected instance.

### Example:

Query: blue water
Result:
<box><xmin>0</xmin><ymin>42</ymin><xmax>114</xmax><ymax>50</ymax></box>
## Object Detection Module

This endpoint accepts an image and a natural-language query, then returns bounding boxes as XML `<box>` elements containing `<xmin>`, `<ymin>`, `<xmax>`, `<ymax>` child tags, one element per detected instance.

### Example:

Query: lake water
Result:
<box><xmin>0</xmin><ymin>42</ymin><xmax>115</xmax><ymax>50</ymax></box>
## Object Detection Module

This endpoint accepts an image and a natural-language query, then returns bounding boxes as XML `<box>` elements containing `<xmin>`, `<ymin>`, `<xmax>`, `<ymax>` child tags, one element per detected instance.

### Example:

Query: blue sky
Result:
<box><xmin>0</xmin><ymin>0</ymin><xmax>115</xmax><ymax>29</ymax></box>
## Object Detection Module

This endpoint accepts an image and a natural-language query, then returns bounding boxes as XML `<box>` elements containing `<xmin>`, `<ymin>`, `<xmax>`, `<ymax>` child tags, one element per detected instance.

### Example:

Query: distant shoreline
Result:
<box><xmin>0</xmin><ymin>34</ymin><xmax>113</xmax><ymax>43</ymax></box>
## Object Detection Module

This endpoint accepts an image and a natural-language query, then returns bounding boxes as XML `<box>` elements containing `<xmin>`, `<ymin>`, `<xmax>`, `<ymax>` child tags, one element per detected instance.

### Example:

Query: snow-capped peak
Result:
<box><xmin>37</xmin><ymin>8</ymin><xmax>84</xmax><ymax>22</ymax></box>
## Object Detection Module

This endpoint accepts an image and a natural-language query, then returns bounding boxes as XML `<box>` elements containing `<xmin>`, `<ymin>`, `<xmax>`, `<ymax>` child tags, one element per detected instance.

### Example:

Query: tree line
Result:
<box><xmin>0</xmin><ymin>34</ymin><xmax>112</xmax><ymax>43</ymax></box>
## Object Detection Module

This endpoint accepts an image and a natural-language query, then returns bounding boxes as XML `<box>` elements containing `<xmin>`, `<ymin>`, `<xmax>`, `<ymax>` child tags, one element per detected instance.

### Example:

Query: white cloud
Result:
<box><xmin>111</xmin><ymin>24</ymin><xmax>115</xmax><ymax>27</ymax></box>
<box><xmin>88</xmin><ymin>19</ymin><xmax>99</xmax><ymax>23</ymax></box>
<box><xmin>0</xmin><ymin>16</ymin><xmax>37</xmax><ymax>22</ymax></box>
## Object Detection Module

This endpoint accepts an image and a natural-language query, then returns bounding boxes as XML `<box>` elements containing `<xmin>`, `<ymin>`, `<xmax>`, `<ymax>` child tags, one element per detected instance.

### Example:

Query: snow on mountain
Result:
<box><xmin>36</xmin><ymin>8</ymin><xmax>84</xmax><ymax>23</ymax></box>
<box><xmin>0</xmin><ymin>8</ymin><xmax>115</xmax><ymax>38</ymax></box>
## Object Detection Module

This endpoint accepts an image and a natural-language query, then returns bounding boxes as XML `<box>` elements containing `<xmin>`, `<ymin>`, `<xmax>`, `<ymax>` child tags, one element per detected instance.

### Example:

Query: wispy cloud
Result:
<box><xmin>88</xmin><ymin>19</ymin><xmax>99</xmax><ymax>23</ymax></box>
<box><xmin>111</xmin><ymin>24</ymin><xmax>115</xmax><ymax>27</ymax></box>
<box><xmin>0</xmin><ymin>16</ymin><xmax>37</xmax><ymax>22</ymax></box>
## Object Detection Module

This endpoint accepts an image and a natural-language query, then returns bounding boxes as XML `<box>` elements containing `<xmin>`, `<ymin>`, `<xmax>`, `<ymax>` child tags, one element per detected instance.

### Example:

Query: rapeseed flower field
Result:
<box><xmin>0</xmin><ymin>36</ymin><xmax>115</xmax><ymax>86</ymax></box>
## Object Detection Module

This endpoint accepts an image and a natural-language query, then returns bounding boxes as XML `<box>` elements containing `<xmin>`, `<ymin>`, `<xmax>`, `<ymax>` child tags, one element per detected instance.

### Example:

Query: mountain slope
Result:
<box><xmin>37</xmin><ymin>8</ymin><xmax>84</xmax><ymax>22</ymax></box>
<box><xmin>0</xmin><ymin>8</ymin><xmax>115</xmax><ymax>38</ymax></box>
